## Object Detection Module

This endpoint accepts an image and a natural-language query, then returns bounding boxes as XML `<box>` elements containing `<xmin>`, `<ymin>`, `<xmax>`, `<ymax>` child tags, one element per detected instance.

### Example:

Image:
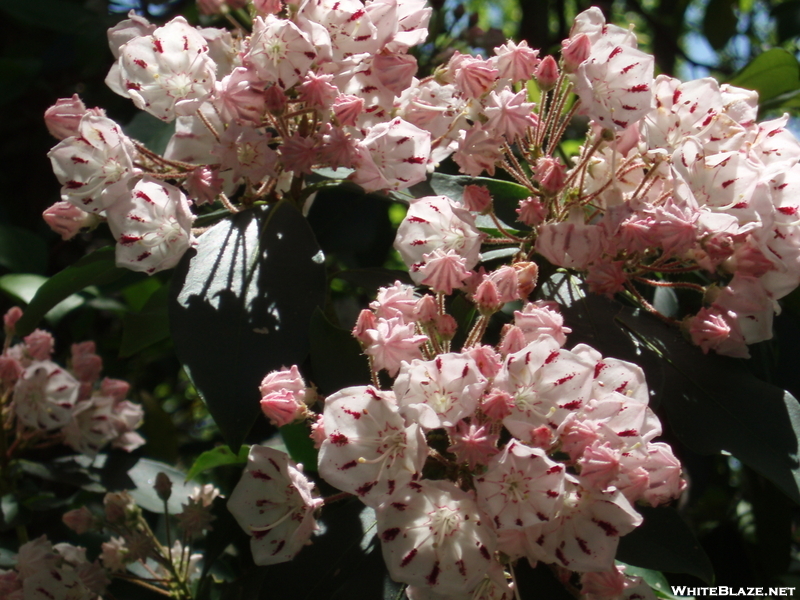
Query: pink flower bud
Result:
<box><xmin>535</xmin><ymin>156</ymin><xmax>566</xmax><ymax>194</ymax></box>
<box><xmin>43</xmin><ymin>201</ymin><xmax>97</xmax><ymax>241</ymax></box>
<box><xmin>462</xmin><ymin>184</ymin><xmax>492</xmax><ymax>213</ymax></box>
<box><xmin>0</xmin><ymin>356</ymin><xmax>22</xmax><ymax>384</ymax></box>
<box><xmin>253</xmin><ymin>0</ymin><xmax>283</xmax><ymax>15</ymax></box>
<box><xmin>373</xmin><ymin>53</ymin><xmax>418</xmax><ymax>96</ymax></box>
<box><xmin>24</xmin><ymin>329</ymin><xmax>54</xmax><ymax>361</ymax></box>
<box><xmin>261</xmin><ymin>390</ymin><xmax>303</xmax><ymax>427</ymax></box>
<box><xmin>185</xmin><ymin>166</ymin><xmax>223</xmax><ymax>206</ymax></box>
<box><xmin>310</xmin><ymin>413</ymin><xmax>326</xmax><ymax>448</ymax></box>
<box><xmin>63</xmin><ymin>507</ymin><xmax>96</xmax><ymax>534</ymax></box>
<box><xmin>413</xmin><ymin>294</ymin><xmax>438</xmax><ymax>323</ymax></box>
<box><xmin>488</xmin><ymin>266</ymin><xmax>521</xmax><ymax>303</ymax></box>
<box><xmin>100</xmin><ymin>377</ymin><xmax>130</xmax><ymax>401</ymax></box>
<box><xmin>529</xmin><ymin>425</ymin><xmax>554</xmax><ymax>449</ymax></box>
<box><xmin>264</xmin><ymin>84</ymin><xmax>288</xmax><ymax>113</ymax></box>
<box><xmin>516</xmin><ymin>196</ymin><xmax>548</xmax><ymax>226</ymax></box>
<box><xmin>71</xmin><ymin>341</ymin><xmax>102</xmax><ymax>383</ymax></box>
<box><xmin>333</xmin><ymin>95</ymin><xmax>364</xmax><ymax>127</ymax></box>
<box><xmin>498</xmin><ymin>324</ymin><xmax>526</xmax><ymax>355</ymax></box>
<box><xmin>561</xmin><ymin>33</ymin><xmax>591</xmax><ymax>73</ymax></box>
<box><xmin>535</xmin><ymin>55</ymin><xmax>559</xmax><ymax>91</ymax></box>
<box><xmin>481</xmin><ymin>388</ymin><xmax>513</xmax><ymax>420</ymax></box>
<box><xmin>197</xmin><ymin>0</ymin><xmax>225</xmax><ymax>15</ymax></box>
<box><xmin>353</xmin><ymin>309</ymin><xmax>377</xmax><ymax>344</ymax></box>
<box><xmin>104</xmin><ymin>492</ymin><xmax>136</xmax><ymax>524</ymax></box>
<box><xmin>466</xmin><ymin>344</ymin><xmax>502</xmax><ymax>378</ymax></box>
<box><xmin>513</xmin><ymin>261</ymin><xmax>539</xmax><ymax>298</ymax></box>
<box><xmin>435</xmin><ymin>314</ymin><xmax>457</xmax><ymax>340</ymax></box>
<box><xmin>474</xmin><ymin>279</ymin><xmax>502</xmax><ymax>314</ymax></box>
<box><xmin>154</xmin><ymin>472</ymin><xmax>173</xmax><ymax>501</ymax></box>
<box><xmin>4</xmin><ymin>307</ymin><xmax>23</xmax><ymax>334</ymax></box>
<box><xmin>44</xmin><ymin>95</ymin><xmax>88</xmax><ymax>140</ymax></box>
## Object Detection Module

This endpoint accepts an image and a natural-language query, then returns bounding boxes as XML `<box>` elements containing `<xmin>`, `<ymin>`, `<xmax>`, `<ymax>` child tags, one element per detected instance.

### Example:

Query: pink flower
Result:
<box><xmin>351</xmin><ymin>117</ymin><xmax>431</xmax><ymax>192</ymax></box>
<box><xmin>516</xmin><ymin>196</ymin><xmax>548</xmax><ymax>226</ymax></box>
<box><xmin>115</xmin><ymin>17</ymin><xmax>217</xmax><ymax>122</ymax></box>
<box><xmin>535</xmin><ymin>156</ymin><xmax>566</xmax><ymax>194</ymax></box>
<box><xmin>246</xmin><ymin>16</ymin><xmax>316</xmax><ymax>91</ymax></box>
<box><xmin>227</xmin><ymin>446</ymin><xmax>322</xmax><ymax>565</ymax></box>
<box><xmin>454</xmin><ymin>124</ymin><xmax>504</xmax><ymax>177</ymax></box>
<box><xmin>377</xmin><ymin>479</ymin><xmax>497</xmax><ymax>596</ymax></box>
<box><xmin>447</xmin><ymin>420</ymin><xmax>499</xmax><ymax>469</ymax></box>
<box><xmin>561</xmin><ymin>34</ymin><xmax>591</xmax><ymax>73</ymax></box>
<box><xmin>214</xmin><ymin>67</ymin><xmax>267</xmax><ymax>126</ymax></box>
<box><xmin>318</xmin><ymin>386</ymin><xmax>427</xmax><ymax>507</ymax></box>
<box><xmin>462</xmin><ymin>184</ymin><xmax>493</xmax><ymax>213</ymax></box>
<box><xmin>373</xmin><ymin>53</ymin><xmax>418</xmax><ymax>96</ymax></box>
<box><xmin>586</xmin><ymin>260</ymin><xmax>627</xmax><ymax>298</ymax></box>
<box><xmin>481</xmin><ymin>388</ymin><xmax>514</xmax><ymax>421</ymax></box>
<box><xmin>43</xmin><ymin>202</ymin><xmax>97</xmax><ymax>241</ymax></box>
<box><xmin>419</xmin><ymin>249</ymin><xmax>472</xmax><ymax>294</ymax></box>
<box><xmin>71</xmin><ymin>341</ymin><xmax>102</xmax><ymax>383</ymax></box>
<box><xmin>475</xmin><ymin>440</ymin><xmax>566</xmax><ymax>530</ymax></box>
<box><xmin>535</xmin><ymin>206</ymin><xmax>603</xmax><ymax>270</ymax></box>
<box><xmin>394</xmin><ymin>352</ymin><xmax>488</xmax><ymax>429</ymax></box>
<box><xmin>688</xmin><ymin>306</ymin><xmax>749</xmax><ymax>359</ymax></box>
<box><xmin>63</xmin><ymin>507</ymin><xmax>95</xmax><ymax>535</ymax></box>
<box><xmin>24</xmin><ymin>330</ymin><xmax>54</xmax><ymax>361</ymax></box>
<box><xmin>298</xmin><ymin>72</ymin><xmax>339</xmax><ymax>108</ymax></box>
<box><xmin>185</xmin><ymin>166</ymin><xmax>223</xmax><ymax>206</ymax></box>
<box><xmin>514</xmin><ymin>301</ymin><xmax>571</xmax><ymax>346</ymax></box>
<box><xmin>332</xmin><ymin>94</ymin><xmax>364</xmax><ymax>127</ymax></box>
<box><xmin>363</xmin><ymin>317</ymin><xmax>428</xmax><ymax>377</ymax></box>
<box><xmin>44</xmin><ymin>94</ymin><xmax>102</xmax><ymax>140</ymax></box>
<box><xmin>106</xmin><ymin>177</ymin><xmax>195</xmax><ymax>275</ymax></box>
<box><xmin>14</xmin><ymin>361</ymin><xmax>79</xmax><ymax>431</ymax></box>
<box><xmin>483</xmin><ymin>88</ymin><xmax>537</xmax><ymax>140</ymax></box>
<box><xmin>453</xmin><ymin>55</ymin><xmax>498</xmax><ymax>99</ymax></box>
<box><xmin>370</xmin><ymin>281</ymin><xmax>418</xmax><ymax>322</ymax></box>
<box><xmin>4</xmin><ymin>307</ymin><xmax>22</xmax><ymax>333</ymax></box>
<box><xmin>493</xmin><ymin>40</ymin><xmax>540</xmax><ymax>83</ymax></box>
<box><xmin>281</xmin><ymin>133</ymin><xmax>319</xmax><ymax>175</ymax></box>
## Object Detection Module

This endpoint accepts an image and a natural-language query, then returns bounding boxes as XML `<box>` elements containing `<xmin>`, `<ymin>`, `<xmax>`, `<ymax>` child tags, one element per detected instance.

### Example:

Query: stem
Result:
<box><xmin>464</xmin><ymin>314</ymin><xmax>489</xmax><ymax>349</ymax></box>
<box><xmin>113</xmin><ymin>575</ymin><xmax>173</xmax><ymax>597</ymax></box>
<box><xmin>624</xmin><ymin>281</ymin><xmax>680</xmax><ymax>326</ymax></box>
<box><xmin>197</xmin><ymin>110</ymin><xmax>220</xmax><ymax>142</ymax></box>
<box><xmin>633</xmin><ymin>276</ymin><xmax>706</xmax><ymax>293</ymax></box>
<box><xmin>489</xmin><ymin>211</ymin><xmax>528</xmax><ymax>243</ymax></box>
<box><xmin>218</xmin><ymin>191</ymin><xmax>239</xmax><ymax>214</ymax></box>
<box><xmin>323</xmin><ymin>491</ymin><xmax>353</xmax><ymax>505</ymax></box>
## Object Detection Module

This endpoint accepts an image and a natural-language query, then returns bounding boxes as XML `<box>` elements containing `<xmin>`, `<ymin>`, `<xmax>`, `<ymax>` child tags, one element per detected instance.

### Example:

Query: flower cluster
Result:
<box><xmin>44</xmin><ymin>0</ymin><xmax>437</xmax><ymax>274</ymax></box>
<box><xmin>1</xmin><ymin>535</ymin><xmax>111</xmax><ymax>600</ymax></box>
<box><xmin>385</xmin><ymin>7</ymin><xmax>800</xmax><ymax>358</ymax></box>
<box><xmin>1</xmin><ymin>307</ymin><xmax>144</xmax><ymax>458</ymax></box>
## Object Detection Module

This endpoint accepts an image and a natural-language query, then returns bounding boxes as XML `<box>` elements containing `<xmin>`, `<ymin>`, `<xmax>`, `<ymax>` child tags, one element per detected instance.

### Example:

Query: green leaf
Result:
<box><xmin>728</xmin><ymin>49</ymin><xmax>800</xmax><ymax>104</ymax></box>
<box><xmin>0</xmin><ymin>0</ymin><xmax>97</xmax><ymax>33</ymax></box>
<box><xmin>617</xmin><ymin>507</ymin><xmax>714</xmax><ymax>583</ymax></box>
<box><xmin>544</xmin><ymin>274</ymin><xmax>800</xmax><ymax>505</ymax></box>
<box><xmin>618</xmin><ymin>562</ymin><xmax>686</xmax><ymax>599</ymax></box>
<box><xmin>15</xmin><ymin>247</ymin><xmax>126</xmax><ymax>336</ymax></box>
<box><xmin>169</xmin><ymin>203</ymin><xmax>326</xmax><ymax>451</ymax></box>
<box><xmin>0</xmin><ymin>548</ymin><xmax>15</xmax><ymax>567</ymax></box>
<box><xmin>120</xmin><ymin>282</ymin><xmax>171</xmax><ymax>357</ymax></box>
<box><xmin>0</xmin><ymin>223</ymin><xmax>47</xmax><ymax>274</ymax></box>
<box><xmin>703</xmin><ymin>0</ymin><xmax>738</xmax><ymax>50</ymax></box>
<box><xmin>0</xmin><ymin>274</ymin><xmax>85</xmax><ymax>324</ymax></box>
<box><xmin>124</xmin><ymin>112</ymin><xmax>176</xmax><ymax>156</ymax></box>
<box><xmin>126</xmin><ymin>458</ymin><xmax>196</xmax><ymax>514</ymax></box>
<box><xmin>309</xmin><ymin>308</ymin><xmax>371</xmax><ymax>396</ymax></box>
<box><xmin>185</xmin><ymin>445</ymin><xmax>249</xmax><ymax>481</ymax></box>
<box><xmin>0</xmin><ymin>494</ymin><xmax>19</xmax><ymax>528</ymax></box>
<box><xmin>280</xmin><ymin>421</ymin><xmax>318</xmax><ymax>472</ymax></box>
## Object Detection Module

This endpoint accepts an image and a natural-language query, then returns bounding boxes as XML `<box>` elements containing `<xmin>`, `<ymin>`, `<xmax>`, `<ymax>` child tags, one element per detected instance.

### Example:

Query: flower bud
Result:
<box><xmin>516</xmin><ymin>196</ymin><xmax>548</xmax><ymax>226</ymax></box>
<box><xmin>104</xmin><ymin>492</ymin><xmax>136</xmax><ymax>524</ymax></box>
<box><xmin>561</xmin><ymin>33</ymin><xmax>591</xmax><ymax>73</ymax></box>
<box><xmin>462</xmin><ymin>184</ymin><xmax>492</xmax><ymax>213</ymax></box>
<box><xmin>44</xmin><ymin>95</ymin><xmax>90</xmax><ymax>140</ymax></box>
<box><xmin>513</xmin><ymin>261</ymin><xmax>539</xmax><ymax>299</ymax></box>
<box><xmin>0</xmin><ymin>356</ymin><xmax>22</xmax><ymax>384</ymax></box>
<box><xmin>333</xmin><ymin>95</ymin><xmax>364</xmax><ymax>127</ymax></box>
<box><xmin>100</xmin><ymin>377</ymin><xmax>130</xmax><ymax>401</ymax></box>
<box><xmin>260</xmin><ymin>390</ymin><xmax>303</xmax><ymax>427</ymax></box>
<box><xmin>154</xmin><ymin>472</ymin><xmax>173</xmax><ymax>502</ymax></box>
<box><xmin>535</xmin><ymin>55</ymin><xmax>559</xmax><ymax>92</ymax></box>
<box><xmin>474</xmin><ymin>279</ymin><xmax>502</xmax><ymax>314</ymax></box>
<box><xmin>253</xmin><ymin>0</ymin><xmax>283</xmax><ymax>15</ymax></box>
<box><xmin>498</xmin><ymin>324</ymin><xmax>526</xmax><ymax>355</ymax></box>
<box><xmin>435</xmin><ymin>314</ymin><xmax>458</xmax><ymax>341</ymax></box>
<box><xmin>264</xmin><ymin>84</ymin><xmax>288</xmax><ymax>113</ymax></box>
<box><xmin>413</xmin><ymin>294</ymin><xmax>438</xmax><ymax>323</ymax></box>
<box><xmin>4</xmin><ymin>307</ymin><xmax>23</xmax><ymax>335</ymax></box>
<box><xmin>481</xmin><ymin>388</ymin><xmax>513</xmax><ymax>420</ymax></box>
<box><xmin>535</xmin><ymin>156</ymin><xmax>566</xmax><ymax>194</ymax></box>
<box><xmin>185</xmin><ymin>166</ymin><xmax>223</xmax><ymax>206</ymax></box>
<box><xmin>63</xmin><ymin>507</ymin><xmax>96</xmax><ymax>534</ymax></box>
<box><xmin>352</xmin><ymin>309</ymin><xmax>377</xmax><ymax>344</ymax></box>
<box><xmin>24</xmin><ymin>329</ymin><xmax>54</xmax><ymax>361</ymax></box>
<box><xmin>43</xmin><ymin>201</ymin><xmax>98</xmax><ymax>241</ymax></box>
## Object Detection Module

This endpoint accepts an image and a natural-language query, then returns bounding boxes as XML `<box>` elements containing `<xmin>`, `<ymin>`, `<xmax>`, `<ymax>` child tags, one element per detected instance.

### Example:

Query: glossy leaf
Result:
<box><xmin>169</xmin><ymin>203</ymin><xmax>326</xmax><ymax>451</ymax></box>
<box><xmin>618</xmin><ymin>563</ymin><xmax>688</xmax><ymax>599</ymax></box>
<box><xmin>309</xmin><ymin>308</ymin><xmax>371</xmax><ymax>396</ymax></box>
<box><xmin>617</xmin><ymin>507</ymin><xmax>714</xmax><ymax>583</ymax></box>
<box><xmin>280</xmin><ymin>422</ymin><xmax>318</xmax><ymax>472</ymax></box>
<box><xmin>0</xmin><ymin>274</ymin><xmax>85</xmax><ymax>325</ymax></box>
<box><xmin>728</xmin><ymin>49</ymin><xmax>800</xmax><ymax>105</ymax></box>
<box><xmin>124</xmin><ymin>112</ymin><xmax>176</xmax><ymax>155</ymax></box>
<box><xmin>15</xmin><ymin>247</ymin><xmax>126</xmax><ymax>336</ymax></box>
<box><xmin>120</xmin><ymin>281</ymin><xmax>171</xmax><ymax>357</ymax></box>
<box><xmin>127</xmin><ymin>458</ymin><xmax>196</xmax><ymax>514</ymax></box>
<box><xmin>186</xmin><ymin>445</ymin><xmax>250</xmax><ymax>482</ymax></box>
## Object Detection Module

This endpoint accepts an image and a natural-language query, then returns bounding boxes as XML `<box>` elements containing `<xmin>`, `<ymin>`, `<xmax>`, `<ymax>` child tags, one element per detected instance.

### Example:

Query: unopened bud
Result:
<box><xmin>474</xmin><ymin>279</ymin><xmax>502</xmax><ymax>314</ymax></box>
<box><xmin>535</xmin><ymin>56</ymin><xmax>559</xmax><ymax>92</ymax></box>
<box><xmin>63</xmin><ymin>507</ymin><xmax>96</xmax><ymax>534</ymax></box>
<box><xmin>352</xmin><ymin>309</ymin><xmax>376</xmax><ymax>344</ymax></box>
<box><xmin>435</xmin><ymin>314</ymin><xmax>457</xmax><ymax>341</ymax></box>
<box><xmin>155</xmin><ymin>472</ymin><xmax>173</xmax><ymax>502</ymax></box>
<box><xmin>513</xmin><ymin>262</ymin><xmax>539</xmax><ymax>299</ymax></box>
<box><xmin>561</xmin><ymin>34</ymin><xmax>591</xmax><ymax>73</ymax></box>
<box><xmin>413</xmin><ymin>295</ymin><xmax>438</xmax><ymax>323</ymax></box>
<box><xmin>462</xmin><ymin>184</ymin><xmax>492</xmax><ymax>214</ymax></box>
<box><xmin>3</xmin><ymin>307</ymin><xmax>23</xmax><ymax>336</ymax></box>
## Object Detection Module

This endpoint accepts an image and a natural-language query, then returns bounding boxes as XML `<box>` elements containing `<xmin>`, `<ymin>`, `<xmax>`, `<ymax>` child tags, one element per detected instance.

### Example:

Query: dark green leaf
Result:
<box><xmin>185</xmin><ymin>446</ymin><xmax>249</xmax><ymax>481</ymax></box>
<box><xmin>120</xmin><ymin>282</ymin><xmax>171</xmax><ymax>357</ymax></box>
<box><xmin>0</xmin><ymin>0</ymin><xmax>97</xmax><ymax>33</ymax></box>
<box><xmin>124</xmin><ymin>112</ymin><xmax>176</xmax><ymax>156</ymax></box>
<box><xmin>0</xmin><ymin>274</ymin><xmax>86</xmax><ymax>325</ymax></box>
<box><xmin>334</xmin><ymin>268</ymin><xmax>413</xmax><ymax>290</ymax></box>
<box><xmin>0</xmin><ymin>495</ymin><xmax>19</xmax><ymax>528</ymax></box>
<box><xmin>0</xmin><ymin>548</ymin><xmax>15</xmax><ymax>567</ymax></box>
<box><xmin>15</xmin><ymin>247</ymin><xmax>126</xmax><ymax>336</ymax></box>
<box><xmin>309</xmin><ymin>308</ymin><xmax>371</xmax><ymax>395</ymax></box>
<box><xmin>280</xmin><ymin>421</ymin><xmax>318</xmax><ymax>472</ymax></box>
<box><xmin>728</xmin><ymin>49</ymin><xmax>800</xmax><ymax>104</ymax></box>
<box><xmin>0</xmin><ymin>223</ymin><xmax>47</xmax><ymax>274</ymax></box>
<box><xmin>703</xmin><ymin>0</ymin><xmax>738</xmax><ymax>50</ymax></box>
<box><xmin>169</xmin><ymin>203</ymin><xmax>326</xmax><ymax>451</ymax></box>
<box><xmin>617</xmin><ymin>507</ymin><xmax>714</xmax><ymax>583</ymax></box>
<box><xmin>127</xmin><ymin>458</ymin><xmax>196</xmax><ymax>514</ymax></box>
<box><xmin>618</xmin><ymin>563</ymin><xmax>684</xmax><ymax>599</ymax></box>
